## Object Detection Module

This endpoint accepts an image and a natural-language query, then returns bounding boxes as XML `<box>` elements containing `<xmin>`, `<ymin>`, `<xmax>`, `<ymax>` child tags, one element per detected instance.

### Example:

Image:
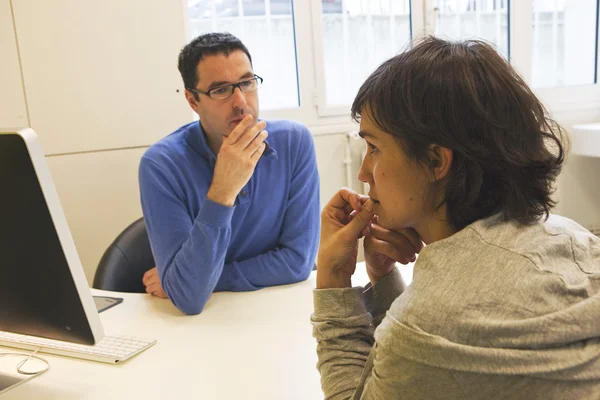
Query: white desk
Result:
<box><xmin>570</xmin><ymin>123</ymin><xmax>600</xmax><ymax>157</ymax></box>
<box><xmin>2</xmin><ymin>263</ymin><xmax>413</xmax><ymax>399</ymax></box>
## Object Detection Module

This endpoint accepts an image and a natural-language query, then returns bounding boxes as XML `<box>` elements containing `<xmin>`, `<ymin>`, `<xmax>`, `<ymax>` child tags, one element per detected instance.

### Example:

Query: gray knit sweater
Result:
<box><xmin>312</xmin><ymin>214</ymin><xmax>600</xmax><ymax>399</ymax></box>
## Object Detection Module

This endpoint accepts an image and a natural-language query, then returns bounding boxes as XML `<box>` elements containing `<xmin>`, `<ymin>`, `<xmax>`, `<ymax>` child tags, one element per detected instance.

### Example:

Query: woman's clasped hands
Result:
<box><xmin>317</xmin><ymin>187</ymin><xmax>423</xmax><ymax>289</ymax></box>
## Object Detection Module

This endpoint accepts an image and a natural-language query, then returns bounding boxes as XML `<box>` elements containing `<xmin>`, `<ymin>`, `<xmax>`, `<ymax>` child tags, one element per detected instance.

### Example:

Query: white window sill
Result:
<box><xmin>571</xmin><ymin>123</ymin><xmax>600</xmax><ymax>158</ymax></box>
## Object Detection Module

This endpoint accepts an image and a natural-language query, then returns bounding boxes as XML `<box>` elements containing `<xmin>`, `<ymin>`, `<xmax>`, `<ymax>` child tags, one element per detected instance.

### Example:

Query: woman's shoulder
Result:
<box><xmin>421</xmin><ymin>213</ymin><xmax>598</xmax><ymax>271</ymax></box>
<box><xmin>467</xmin><ymin>214</ymin><xmax>600</xmax><ymax>276</ymax></box>
<box><xmin>385</xmin><ymin>213</ymin><xmax>600</xmax><ymax>348</ymax></box>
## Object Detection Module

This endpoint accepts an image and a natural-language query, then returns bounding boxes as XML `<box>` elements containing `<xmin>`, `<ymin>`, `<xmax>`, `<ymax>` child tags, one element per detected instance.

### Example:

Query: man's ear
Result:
<box><xmin>428</xmin><ymin>144</ymin><xmax>453</xmax><ymax>182</ymax></box>
<box><xmin>184</xmin><ymin>90</ymin><xmax>200</xmax><ymax>113</ymax></box>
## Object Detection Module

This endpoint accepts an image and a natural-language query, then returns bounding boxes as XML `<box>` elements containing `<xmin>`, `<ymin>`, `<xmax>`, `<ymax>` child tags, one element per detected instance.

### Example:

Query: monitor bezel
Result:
<box><xmin>0</xmin><ymin>127</ymin><xmax>104</xmax><ymax>344</ymax></box>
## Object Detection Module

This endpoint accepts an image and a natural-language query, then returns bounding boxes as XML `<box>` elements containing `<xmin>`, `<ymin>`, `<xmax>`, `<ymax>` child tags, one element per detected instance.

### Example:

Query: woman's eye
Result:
<box><xmin>367</xmin><ymin>143</ymin><xmax>378</xmax><ymax>154</ymax></box>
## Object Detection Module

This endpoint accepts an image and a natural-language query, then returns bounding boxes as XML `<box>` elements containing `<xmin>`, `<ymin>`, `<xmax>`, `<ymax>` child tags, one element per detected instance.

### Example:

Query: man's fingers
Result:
<box><xmin>225</xmin><ymin>114</ymin><xmax>255</xmax><ymax>143</ymax></box>
<box><xmin>250</xmin><ymin>142</ymin><xmax>267</xmax><ymax>161</ymax></box>
<box><xmin>146</xmin><ymin>283</ymin><xmax>166</xmax><ymax>297</ymax></box>
<box><xmin>236</xmin><ymin>120</ymin><xmax>267</xmax><ymax>150</ymax></box>
<box><xmin>246</xmin><ymin>130</ymin><xmax>268</xmax><ymax>156</ymax></box>
<box><xmin>144</xmin><ymin>277</ymin><xmax>159</xmax><ymax>288</ymax></box>
<box><xmin>145</xmin><ymin>283</ymin><xmax>156</xmax><ymax>294</ymax></box>
<box><xmin>142</xmin><ymin>267</ymin><xmax>157</xmax><ymax>286</ymax></box>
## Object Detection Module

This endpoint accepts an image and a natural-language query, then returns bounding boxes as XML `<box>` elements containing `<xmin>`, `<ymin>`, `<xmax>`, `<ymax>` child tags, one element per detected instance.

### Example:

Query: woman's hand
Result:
<box><xmin>317</xmin><ymin>188</ymin><xmax>375</xmax><ymax>289</ymax></box>
<box><xmin>364</xmin><ymin>220</ymin><xmax>423</xmax><ymax>284</ymax></box>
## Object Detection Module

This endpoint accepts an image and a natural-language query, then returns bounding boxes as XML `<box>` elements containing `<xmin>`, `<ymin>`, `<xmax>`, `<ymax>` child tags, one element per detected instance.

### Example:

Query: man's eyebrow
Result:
<box><xmin>207</xmin><ymin>80</ymin><xmax>230</xmax><ymax>89</ymax></box>
<box><xmin>207</xmin><ymin>73</ymin><xmax>255</xmax><ymax>90</ymax></box>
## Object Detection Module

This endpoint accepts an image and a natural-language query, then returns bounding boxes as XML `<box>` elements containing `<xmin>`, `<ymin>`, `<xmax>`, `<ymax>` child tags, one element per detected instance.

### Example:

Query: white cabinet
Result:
<box><xmin>11</xmin><ymin>0</ymin><xmax>192</xmax><ymax>154</ymax></box>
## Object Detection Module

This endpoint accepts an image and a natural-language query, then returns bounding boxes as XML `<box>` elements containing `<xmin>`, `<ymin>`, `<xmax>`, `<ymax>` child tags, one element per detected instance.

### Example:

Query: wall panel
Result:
<box><xmin>12</xmin><ymin>0</ymin><xmax>191</xmax><ymax>155</ymax></box>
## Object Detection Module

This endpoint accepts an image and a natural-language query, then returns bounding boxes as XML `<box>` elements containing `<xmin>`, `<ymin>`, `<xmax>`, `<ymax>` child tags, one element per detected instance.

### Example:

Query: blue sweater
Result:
<box><xmin>139</xmin><ymin>120</ymin><xmax>320</xmax><ymax>314</ymax></box>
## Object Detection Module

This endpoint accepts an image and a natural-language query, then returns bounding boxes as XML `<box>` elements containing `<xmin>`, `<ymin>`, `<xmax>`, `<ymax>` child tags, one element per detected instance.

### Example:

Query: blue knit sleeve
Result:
<box><xmin>139</xmin><ymin>156</ymin><xmax>234</xmax><ymax>315</ymax></box>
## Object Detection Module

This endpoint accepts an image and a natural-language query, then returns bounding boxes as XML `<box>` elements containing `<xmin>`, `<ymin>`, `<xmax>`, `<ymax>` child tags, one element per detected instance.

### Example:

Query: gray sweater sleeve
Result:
<box><xmin>311</xmin><ymin>268</ymin><xmax>406</xmax><ymax>400</ymax></box>
<box><xmin>363</xmin><ymin>268</ymin><xmax>406</xmax><ymax>327</ymax></box>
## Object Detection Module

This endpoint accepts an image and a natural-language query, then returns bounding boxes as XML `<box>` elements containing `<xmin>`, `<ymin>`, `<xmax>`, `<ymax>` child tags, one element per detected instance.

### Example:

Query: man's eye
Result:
<box><xmin>239</xmin><ymin>80</ymin><xmax>253</xmax><ymax>88</ymax></box>
<box><xmin>212</xmin><ymin>87</ymin><xmax>229</xmax><ymax>95</ymax></box>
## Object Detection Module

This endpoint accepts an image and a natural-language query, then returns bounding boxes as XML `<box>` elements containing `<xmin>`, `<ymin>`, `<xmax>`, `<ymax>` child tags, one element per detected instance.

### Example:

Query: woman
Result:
<box><xmin>313</xmin><ymin>37</ymin><xmax>600</xmax><ymax>399</ymax></box>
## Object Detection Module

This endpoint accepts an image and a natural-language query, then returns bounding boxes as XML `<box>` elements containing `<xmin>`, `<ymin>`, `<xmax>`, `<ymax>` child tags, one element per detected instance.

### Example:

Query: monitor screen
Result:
<box><xmin>0</xmin><ymin>129</ymin><xmax>103</xmax><ymax>345</ymax></box>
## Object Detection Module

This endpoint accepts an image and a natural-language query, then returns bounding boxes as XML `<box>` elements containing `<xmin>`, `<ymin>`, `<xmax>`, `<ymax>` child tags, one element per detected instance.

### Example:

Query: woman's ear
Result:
<box><xmin>428</xmin><ymin>144</ymin><xmax>453</xmax><ymax>182</ymax></box>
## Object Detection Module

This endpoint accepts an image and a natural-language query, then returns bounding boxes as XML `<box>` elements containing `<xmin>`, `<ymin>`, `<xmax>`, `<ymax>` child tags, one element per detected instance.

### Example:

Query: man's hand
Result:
<box><xmin>142</xmin><ymin>267</ymin><xmax>168</xmax><ymax>299</ymax></box>
<box><xmin>317</xmin><ymin>188</ymin><xmax>375</xmax><ymax>289</ymax></box>
<box><xmin>364</xmin><ymin>220</ymin><xmax>423</xmax><ymax>284</ymax></box>
<box><xmin>207</xmin><ymin>115</ymin><xmax>268</xmax><ymax>207</ymax></box>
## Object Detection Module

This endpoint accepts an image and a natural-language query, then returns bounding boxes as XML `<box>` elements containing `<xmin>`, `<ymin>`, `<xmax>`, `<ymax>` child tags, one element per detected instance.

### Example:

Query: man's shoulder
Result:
<box><xmin>264</xmin><ymin>119</ymin><xmax>312</xmax><ymax>150</ymax></box>
<box><xmin>265</xmin><ymin>119</ymin><xmax>310</xmax><ymax>137</ymax></box>
<box><xmin>142</xmin><ymin>121</ymin><xmax>196</xmax><ymax>164</ymax></box>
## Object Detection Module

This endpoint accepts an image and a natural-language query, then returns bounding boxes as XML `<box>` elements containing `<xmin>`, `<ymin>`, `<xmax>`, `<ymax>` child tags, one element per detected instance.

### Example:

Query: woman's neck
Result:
<box><xmin>416</xmin><ymin>206</ymin><xmax>457</xmax><ymax>245</ymax></box>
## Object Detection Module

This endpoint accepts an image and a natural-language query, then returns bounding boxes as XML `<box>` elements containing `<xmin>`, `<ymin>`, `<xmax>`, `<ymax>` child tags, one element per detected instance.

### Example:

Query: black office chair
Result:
<box><xmin>93</xmin><ymin>217</ymin><xmax>155</xmax><ymax>293</ymax></box>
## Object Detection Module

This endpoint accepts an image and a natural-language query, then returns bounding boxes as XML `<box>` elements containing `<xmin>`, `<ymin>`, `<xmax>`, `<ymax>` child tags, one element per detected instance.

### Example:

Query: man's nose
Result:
<box><xmin>231</xmin><ymin>87</ymin><xmax>247</xmax><ymax>109</ymax></box>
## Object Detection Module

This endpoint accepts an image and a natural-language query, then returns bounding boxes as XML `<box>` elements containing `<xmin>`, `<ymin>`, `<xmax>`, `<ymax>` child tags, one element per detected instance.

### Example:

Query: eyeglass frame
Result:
<box><xmin>186</xmin><ymin>75</ymin><xmax>263</xmax><ymax>100</ymax></box>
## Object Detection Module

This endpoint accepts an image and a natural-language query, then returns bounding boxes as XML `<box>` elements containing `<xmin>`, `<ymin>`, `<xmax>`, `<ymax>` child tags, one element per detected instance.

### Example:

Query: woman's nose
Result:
<box><xmin>358</xmin><ymin>157</ymin><xmax>372</xmax><ymax>184</ymax></box>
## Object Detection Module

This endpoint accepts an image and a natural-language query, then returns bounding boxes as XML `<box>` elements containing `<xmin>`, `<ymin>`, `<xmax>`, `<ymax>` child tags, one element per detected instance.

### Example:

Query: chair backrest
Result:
<box><xmin>93</xmin><ymin>217</ymin><xmax>155</xmax><ymax>293</ymax></box>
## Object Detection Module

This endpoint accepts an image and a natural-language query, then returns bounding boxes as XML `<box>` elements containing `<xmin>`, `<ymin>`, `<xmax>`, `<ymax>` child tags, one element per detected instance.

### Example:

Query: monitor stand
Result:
<box><xmin>92</xmin><ymin>295</ymin><xmax>123</xmax><ymax>313</ymax></box>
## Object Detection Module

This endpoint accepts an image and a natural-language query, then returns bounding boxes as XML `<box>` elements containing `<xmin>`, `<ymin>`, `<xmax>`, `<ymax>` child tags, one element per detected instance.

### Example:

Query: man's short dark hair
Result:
<box><xmin>178</xmin><ymin>32</ymin><xmax>252</xmax><ymax>99</ymax></box>
<box><xmin>352</xmin><ymin>37</ymin><xmax>568</xmax><ymax>231</ymax></box>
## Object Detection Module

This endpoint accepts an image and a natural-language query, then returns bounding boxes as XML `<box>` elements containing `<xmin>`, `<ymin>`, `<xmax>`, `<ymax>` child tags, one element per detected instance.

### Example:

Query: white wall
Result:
<box><xmin>11</xmin><ymin>0</ymin><xmax>191</xmax><ymax>155</ymax></box>
<box><xmin>1</xmin><ymin>0</ymin><xmax>366</xmax><ymax>283</ymax></box>
<box><xmin>4</xmin><ymin>0</ymin><xmax>192</xmax><ymax>283</ymax></box>
<box><xmin>0</xmin><ymin>0</ymin><xmax>27</xmax><ymax>127</ymax></box>
<box><xmin>1</xmin><ymin>0</ymin><xmax>598</xmax><ymax>284</ymax></box>
<box><xmin>551</xmin><ymin>109</ymin><xmax>600</xmax><ymax>229</ymax></box>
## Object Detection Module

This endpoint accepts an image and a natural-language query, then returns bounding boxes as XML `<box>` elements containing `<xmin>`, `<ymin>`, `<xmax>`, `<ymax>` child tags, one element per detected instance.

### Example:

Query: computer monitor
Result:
<box><xmin>0</xmin><ymin>128</ymin><xmax>104</xmax><ymax>346</ymax></box>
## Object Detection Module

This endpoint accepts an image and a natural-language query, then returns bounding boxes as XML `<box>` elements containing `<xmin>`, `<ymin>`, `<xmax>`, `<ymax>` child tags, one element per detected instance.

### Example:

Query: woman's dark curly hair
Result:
<box><xmin>351</xmin><ymin>37</ymin><xmax>568</xmax><ymax>231</ymax></box>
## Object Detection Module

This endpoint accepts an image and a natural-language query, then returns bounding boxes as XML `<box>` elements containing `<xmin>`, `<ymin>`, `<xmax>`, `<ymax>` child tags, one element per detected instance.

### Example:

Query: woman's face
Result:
<box><xmin>357</xmin><ymin>111</ymin><xmax>432</xmax><ymax>233</ymax></box>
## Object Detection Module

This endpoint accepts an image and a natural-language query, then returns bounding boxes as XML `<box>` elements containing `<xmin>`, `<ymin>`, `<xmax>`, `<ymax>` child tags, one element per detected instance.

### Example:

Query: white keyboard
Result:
<box><xmin>0</xmin><ymin>331</ymin><xmax>156</xmax><ymax>364</ymax></box>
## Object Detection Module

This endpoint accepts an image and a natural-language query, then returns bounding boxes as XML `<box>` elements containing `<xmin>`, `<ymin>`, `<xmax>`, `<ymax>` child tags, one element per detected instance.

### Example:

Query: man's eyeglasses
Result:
<box><xmin>187</xmin><ymin>75</ymin><xmax>263</xmax><ymax>100</ymax></box>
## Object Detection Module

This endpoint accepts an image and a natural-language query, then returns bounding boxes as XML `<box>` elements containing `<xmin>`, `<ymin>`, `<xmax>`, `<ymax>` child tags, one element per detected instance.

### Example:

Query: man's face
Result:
<box><xmin>185</xmin><ymin>50</ymin><xmax>259</xmax><ymax>151</ymax></box>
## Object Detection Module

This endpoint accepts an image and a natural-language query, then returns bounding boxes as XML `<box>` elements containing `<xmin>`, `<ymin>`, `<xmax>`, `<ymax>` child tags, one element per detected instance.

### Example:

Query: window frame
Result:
<box><xmin>310</xmin><ymin>0</ymin><xmax>424</xmax><ymax>118</ymax></box>
<box><xmin>519</xmin><ymin>0</ymin><xmax>600</xmax><ymax>119</ymax></box>
<box><xmin>182</xmin><ymin>0</ymin><xmax>600</xmax><ymax>128</ymax></box>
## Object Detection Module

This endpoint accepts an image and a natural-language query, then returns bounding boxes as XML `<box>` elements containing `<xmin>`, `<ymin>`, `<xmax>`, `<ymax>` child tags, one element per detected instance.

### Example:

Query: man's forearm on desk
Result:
<box><xmin>156</xmin><ymin>200</ymin><xmax>234</xmax><ymax>315</ymax></box>
<box><xmin>222</xmin><ymin>245</ymin><xmax>316</xmax><ymax>290</ymax></box>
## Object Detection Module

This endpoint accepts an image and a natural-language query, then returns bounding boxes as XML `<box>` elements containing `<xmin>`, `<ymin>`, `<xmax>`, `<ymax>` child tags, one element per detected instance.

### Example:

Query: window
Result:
<box><xmin>432</xmin><ymin>0</ymin><xmax>509</xmax><ymax>58</ymax></box>
<box><xmin>186</xmin><ymin>0</ymin><xmax>299</xmax><ymax>110</ymax></box>
<box><xmin>319</xmin><ymin>0</ymin><xmax>413</xmax><ymax>107</ymax></box>
<box><xmin>182</xmin><ymin>0</ymin><xmax>600</xmax><ymax>123</ymax></box>
<box><xmin>531</xmin><ymin>0</ymin><xmax>598</xmax><ymax>88</ymax></box>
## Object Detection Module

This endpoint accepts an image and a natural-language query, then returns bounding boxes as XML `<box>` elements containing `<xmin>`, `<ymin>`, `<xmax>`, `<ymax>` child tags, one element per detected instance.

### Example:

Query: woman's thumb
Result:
<box><xmin>345</xmin><ymin>199</ymin><xmax>375</xmax><ymax>237</ymax></box>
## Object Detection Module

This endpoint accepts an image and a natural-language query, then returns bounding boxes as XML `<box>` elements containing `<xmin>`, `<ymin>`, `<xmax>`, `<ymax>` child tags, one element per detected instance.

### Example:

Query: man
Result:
<box><xmin>139</xmin><ymin>32</ymin><xmax>320</xmax><ymax>315</ymax></box>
